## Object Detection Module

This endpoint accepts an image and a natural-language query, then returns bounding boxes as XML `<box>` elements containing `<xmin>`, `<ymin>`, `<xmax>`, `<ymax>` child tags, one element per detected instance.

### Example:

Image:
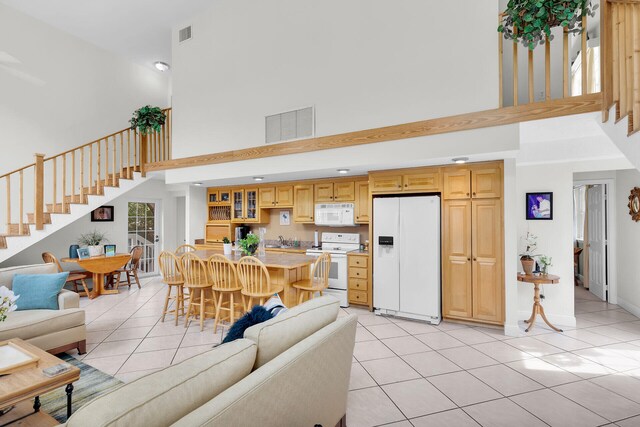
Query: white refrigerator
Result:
<box><xmin>373</xmin><ymin>196</ymin><xmax>441</xmax><ymax>324</ymax></box>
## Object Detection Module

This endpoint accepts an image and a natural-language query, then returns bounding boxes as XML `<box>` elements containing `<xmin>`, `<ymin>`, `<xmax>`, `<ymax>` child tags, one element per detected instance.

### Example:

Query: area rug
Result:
<box><xmin>39</xmin><ymin>353</ymin><xmax>123</xmax><ymax>423</ymax></box>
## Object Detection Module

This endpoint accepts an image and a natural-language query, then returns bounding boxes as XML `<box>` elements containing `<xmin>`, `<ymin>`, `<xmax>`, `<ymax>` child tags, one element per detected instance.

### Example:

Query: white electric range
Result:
<box><xmin>306</xmin><ymin>232</ymin><xmax>360</xmax><ymax>307</ymax></box>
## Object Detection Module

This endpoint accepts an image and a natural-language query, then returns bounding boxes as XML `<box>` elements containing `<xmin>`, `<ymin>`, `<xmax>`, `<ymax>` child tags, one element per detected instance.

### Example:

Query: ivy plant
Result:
<box><xmin>498</xmin><ymin>0</ymin><xmax>598</xmax><ymax>50</ymax></box>
<box><xmin>129</xmin><ymin>105</ymin><xmax>166</xmax><ymax>135</ymax></box>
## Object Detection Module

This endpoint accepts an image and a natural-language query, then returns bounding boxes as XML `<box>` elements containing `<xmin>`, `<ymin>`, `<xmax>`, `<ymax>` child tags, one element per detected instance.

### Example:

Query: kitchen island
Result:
<box><xmin>191</xmin><ymin>250</ymin><xmax>316</xmax><ymax>307</ymax></box>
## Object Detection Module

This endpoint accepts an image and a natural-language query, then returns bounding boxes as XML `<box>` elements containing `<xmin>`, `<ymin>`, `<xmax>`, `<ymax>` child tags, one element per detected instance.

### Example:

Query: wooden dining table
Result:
<box><xmin>61</xmin><ymin>253</ymin><xmax>131</xmax><ymax>298</ymax></box>
<box><xmin>191</xmin><ymin>250</ymin><xmax>316</xmax><ymax>307</ymax></box>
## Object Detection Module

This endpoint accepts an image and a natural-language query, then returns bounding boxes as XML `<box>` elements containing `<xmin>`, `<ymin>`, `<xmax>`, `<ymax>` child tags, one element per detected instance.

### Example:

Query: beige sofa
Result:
<box><xmin>64</xmin><ymin>296</ymin><xmax>356</xmax><ymax>427</ymax></box>
<box><xmin>0</xmin><ymin>263</ymin><xmax>86</xmax><ymax>354</ymax></box>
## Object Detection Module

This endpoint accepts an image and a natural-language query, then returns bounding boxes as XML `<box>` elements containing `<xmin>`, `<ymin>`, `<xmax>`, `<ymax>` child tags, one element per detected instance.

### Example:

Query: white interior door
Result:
<box><xmin>587</xmin><ymin>185</ymin><xmax>607</xmax><ymax>300</ymax></box>
<box><xmin>373</xmin><ymin>198</ymin><xmax>400</xmax><ymax>311</ymax></box>
<box><xmin>399</xmin><ymin>196</ymin><xmax>441</xmax><ymax>319</ymax></box>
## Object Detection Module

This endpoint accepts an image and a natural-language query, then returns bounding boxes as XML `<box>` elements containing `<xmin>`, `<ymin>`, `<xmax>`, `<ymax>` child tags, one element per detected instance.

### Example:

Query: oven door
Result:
<box><xmin>307</xmin><ymin>252</ymin><xmax>347</xmax><ymax>290</ymax></box>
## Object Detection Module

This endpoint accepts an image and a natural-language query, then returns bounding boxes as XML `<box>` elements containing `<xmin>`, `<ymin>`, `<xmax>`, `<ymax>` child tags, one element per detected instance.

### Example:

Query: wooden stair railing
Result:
<box><xmin>0</xmin><ymin>108</ymin><xmax>171</xmax><ymax>245</ymax></box>
<box><xmin>603</xmin><ymin>0</ymin><xmax>640</xmax><ymax>133</ymax></box>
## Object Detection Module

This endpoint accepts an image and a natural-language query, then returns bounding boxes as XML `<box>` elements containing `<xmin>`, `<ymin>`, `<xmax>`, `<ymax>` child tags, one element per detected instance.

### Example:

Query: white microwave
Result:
<box><xmin>315</xmin><ymin>203</ymin><xmax>356</xmax><ymax>227</ymax></box>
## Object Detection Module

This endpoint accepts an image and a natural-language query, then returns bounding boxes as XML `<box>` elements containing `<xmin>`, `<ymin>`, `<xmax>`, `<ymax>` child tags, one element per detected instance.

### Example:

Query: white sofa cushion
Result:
<box><xmin>243</xmin><ymin>295</ymin><xmax>339</xmax><ymax>369</ymax></box>
<box><xmin>0</xmin><ymin>264</ymin><xmax>57</xmax><ymax>290</ymax></box>
<box><xmin>65</xmin><ymin>339</ymin><xmax>257</xmax><ymax>427</ymax></box>
<box><xmin>0</xmin><ymin>308</ymin><xmax>84</xmax><ymax>342</ymax></box>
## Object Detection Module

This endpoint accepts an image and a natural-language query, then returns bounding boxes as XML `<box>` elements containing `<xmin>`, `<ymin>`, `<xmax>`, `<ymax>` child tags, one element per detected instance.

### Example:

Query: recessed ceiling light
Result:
<box><xmin>154</xmin><ymin>61</ymin><xmax>170</xmax><ymax>72</ymax></box>
<box><xmin>337</xmin><ymin>169</ymin><xmax>350</xmax><ymax>174</ymax></box>
<box><xmin>253</xmin><ymin>177</ymin><xmax>264</xmax><ymax>182</ymax></box>
<box><xmin>193</xmin><ymin>182</ymin><xmax>203</xmax><ymax>186</ymax></box>
<box><xmin>452</xmin><ymin>157</ymin><xmax>469</xmax><ymax>164</ymax></box>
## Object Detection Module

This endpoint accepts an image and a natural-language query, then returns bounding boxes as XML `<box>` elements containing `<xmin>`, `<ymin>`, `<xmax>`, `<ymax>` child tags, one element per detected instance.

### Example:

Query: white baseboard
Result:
<box><xmin>518</xmin><ymin>310</ymin><xmax>576</xmax><ymax>328</ymax></box>
<box><xmin>617</xmin><ymin>297</ymin><xmax>640</xmax><ymax>319</ymax></box>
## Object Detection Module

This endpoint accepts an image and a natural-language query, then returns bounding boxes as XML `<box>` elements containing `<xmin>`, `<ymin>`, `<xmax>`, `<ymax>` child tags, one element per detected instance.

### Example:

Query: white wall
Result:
<box><xmin>615</xmin><ymin>169</ymin><xmax>640</xmax><ymax>316</ymax></box>
<box><xmin>0</xmin><ymin>3</ymin><xmax>170</xmax><ymax>172</ymax></box>
<box><xmin>0</xmin><ymin>179</ymin><xmax>182</xmax><ymax>269</ymax></box>
<box><xmin>171</xmin><ymin>0</ymin><xmax>500</xmax><ymax>161</ymax></box>
<box><xmin>186</xmin><ymin>186</ymin><xmax>207</xmax><ymax>244</ymax></box>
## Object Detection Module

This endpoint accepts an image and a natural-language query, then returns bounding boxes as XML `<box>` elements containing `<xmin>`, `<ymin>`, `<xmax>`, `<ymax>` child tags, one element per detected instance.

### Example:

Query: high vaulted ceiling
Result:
<box><xmin>0</xmin><ymin>0</ymin><xmax>213</xmax><ymax>70</ymax></box>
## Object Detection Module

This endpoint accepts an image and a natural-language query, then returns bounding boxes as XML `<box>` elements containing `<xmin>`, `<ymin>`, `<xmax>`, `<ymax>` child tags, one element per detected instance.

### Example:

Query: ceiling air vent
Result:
<box><xmin>265</xmin><ymin>106</ymin><xmax>314</xmax><ymax>144</ymax></box>
<box><xmin>179</xmin><ymin>26</ymin><xmax>192</xmax><ymax>43</ymax></box>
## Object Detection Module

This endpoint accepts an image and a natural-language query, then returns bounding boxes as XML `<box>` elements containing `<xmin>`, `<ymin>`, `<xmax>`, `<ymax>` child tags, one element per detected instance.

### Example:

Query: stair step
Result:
<box><xmin>47</xmin><ymin>203</ymin><xmax>70</xmax><ymax>214</ymax></box>
<box><xmin>26</xmin><ymin>212</ymin><xmax>52</xmax><ymax>224</ymax></box>
<box><xmin>64</xmin><ymin>194</ymin><xmax>88</xmax><ymax>204</ymax></box>
<box><xmin>6</xmin><ymin>224</ymin><xmax>30</xmax><ymax>236</ymax></box>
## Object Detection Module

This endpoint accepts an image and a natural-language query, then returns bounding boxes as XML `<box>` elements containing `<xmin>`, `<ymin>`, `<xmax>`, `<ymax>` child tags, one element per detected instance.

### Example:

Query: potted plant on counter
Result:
<box><xmin>78</xmin><ymin>230</ymin><xmax>108</xmax><ymax>257</ymax></box>
<box><xmin>222</xmin><ymin>237</ymin><xmax>232</xmax><ymax>255</ymax></box>
<box><xmin>239</xmin><ymin>234</ymin><xmax>260</xmax><ymax>256</ymax></box>
<box><xmin>520</xmin><ymin>232</ymin><xmax>537</xmax><ymax>275</ymax></box>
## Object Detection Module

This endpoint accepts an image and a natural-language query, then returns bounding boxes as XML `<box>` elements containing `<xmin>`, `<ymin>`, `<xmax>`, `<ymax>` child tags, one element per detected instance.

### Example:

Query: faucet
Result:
<box><xmin>278</xmin><ymin>235</ymin><xmax>285</xmax><ymax>246</ymax></box>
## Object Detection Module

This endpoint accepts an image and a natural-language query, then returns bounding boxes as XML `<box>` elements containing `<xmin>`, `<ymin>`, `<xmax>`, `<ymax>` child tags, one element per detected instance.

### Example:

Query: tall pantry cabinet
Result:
<box><xmin>442</xmin><ymin>163</ymin><xmax>504</xmax><ymax>325</ymax></box>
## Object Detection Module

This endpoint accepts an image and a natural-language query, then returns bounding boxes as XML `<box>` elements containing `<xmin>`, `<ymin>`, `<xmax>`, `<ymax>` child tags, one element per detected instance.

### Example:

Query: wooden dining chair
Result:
<box><xmin>207</xmin><ymin>254</ymin><xmax>244</xmax><ymax>334</ymax></box>
<box><xmin>175</xmin><ymin>244</ymin><xmax>197</xmax><ymax>255</ymax></box>
<box><xmin>109</xmin><ymin>246</ymin><xmax>144</xmax><ymax>289</ymax></box>
<box><xmin>42</xmin><ymin>252</ymin><xmax>93</xmax><ymax>298</ymax></box>
<box><xmin>292</xmin><ymin>253</ymin><xmax>331</xmax><ymax>304</ymax></box>
<box><xmin>181</xmin><ymin>252</ymin><xmax>215</xmax><ymax>331</ymax></box>
<box><xmin>158</xmin><ymin>251</ymin><xmax>187</xmax><ymax>326</ymax></box>
<box><xmin>236</xmin><ymin>256</ymin><xmax>283</xmax><ymax>309</ymax></box>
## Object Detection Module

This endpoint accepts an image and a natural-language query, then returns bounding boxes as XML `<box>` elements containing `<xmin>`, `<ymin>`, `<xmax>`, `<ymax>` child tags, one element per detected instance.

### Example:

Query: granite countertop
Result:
<box><xmin>348</xmin><ymin>250</ymin><xmax>369</xmax><ymax>256</ymax></box>
<box><xmin>191</xmin><ymin>249</ymin><xmax>316</xmax><ymax>269</ymax></box>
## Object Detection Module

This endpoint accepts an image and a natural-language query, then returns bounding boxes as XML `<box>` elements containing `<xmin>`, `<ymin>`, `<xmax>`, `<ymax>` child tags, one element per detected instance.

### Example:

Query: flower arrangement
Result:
<box><xmin>538</xmin><ymin>255</ymin><xmax>553</xmax><ymax>274</ymax></box>
<box><xmin>239</xmin><ymin>234</ymin><xmax>260</xmax><ymax>256</ymax></box>
<box><xmin>0</xmin><ymin>286</ymin><xmax>19</xmax><ymax>322</ymax></box>
<box><xmin>520</xmin><ymin>232</ymin><xmax>538</xmax><ymax>260</ymax></box>
<box><xmin>78</xmin><ymin>230</ymin><xmax>108</xmax><ymax>246</ymax></box>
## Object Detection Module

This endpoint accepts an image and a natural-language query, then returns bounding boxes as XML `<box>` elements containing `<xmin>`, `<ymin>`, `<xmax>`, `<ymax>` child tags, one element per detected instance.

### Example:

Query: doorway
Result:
<box><xmin>573</xmin><ymin>180</ymin><xmax>616</xmax><ymax>303</ymax></box>
<box><xmin>128</xmin><ymin>201</ymin><xmax>160</xmax><ymax>276</ymax></box>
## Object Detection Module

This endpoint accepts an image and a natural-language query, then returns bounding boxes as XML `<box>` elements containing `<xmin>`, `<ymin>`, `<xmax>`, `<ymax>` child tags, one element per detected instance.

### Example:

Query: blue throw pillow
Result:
<box><xmin>12</xmin><ymin>272</ymin><xmax>69</xmax><ymax>311</ymax></box>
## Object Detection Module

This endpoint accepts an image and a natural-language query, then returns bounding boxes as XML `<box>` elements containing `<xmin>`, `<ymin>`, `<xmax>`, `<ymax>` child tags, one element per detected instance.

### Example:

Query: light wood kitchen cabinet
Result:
<box><xmin>334</xmin><ymin>182</ymin><xmax>355</xmax><ymax>201</ymax></box>
<box><xmin>293</xmin><ymin>184</ymin><xmax>314</xmax><ymax>223</ymax></box>
<box><xmin>355</xmin><ymin>181</ymin><xmax>370</xmax><ymax>224</ymax></box>
<box><xmin>315</xmin><ymin>183</ymin><xmax>334</xmax><ymax>202</ymax></box>
<box><xmin>443</xmin><ymin>170</ymin><xmax>471</xmax><ymax>200</ymax></box>
<box><xmin>472</xmin><ymin>167</ymin><xmax>502</xmax><ymax>199</ymax></box>
<box><xmin>370</xmin><ymin>174</ymin><xmax>403</xmax><ymax>193</ymax></box>
<box><xmin>403</xmin><ymin>171</ymin><xmax>440</xmax><ymax>192</ymax></box>
<box><xmin>471</xmin><ymin>199</ymin><xmax>503</xmax><ymax>323</ymax></box>
<box><xmin>232</xmin><ymin>188</ymin><xmax>262</xmax><ymax>223</ymax></box>
<box><xmin>205</xmin><ymin>224</ymin><xmax>237</xmax><ymax>243</ymax></box>
<box><xmin>259</xmin><ymin>185</ymin><xmax>294</xmax><ymax>208</ymax></box>
<box><xmin>207</xmin><ymin>188</ymin><xmax>231</xmax><ymax>204</ymax></box>
<box><xmin>442</xmin><ymin>200</ymin><xmax>473</xmax><ymax>319</ymax></box>
<box><xmin>348</xmin><ymin>253</ymin><xmax>370</xmax><ymax>306</ymax></box>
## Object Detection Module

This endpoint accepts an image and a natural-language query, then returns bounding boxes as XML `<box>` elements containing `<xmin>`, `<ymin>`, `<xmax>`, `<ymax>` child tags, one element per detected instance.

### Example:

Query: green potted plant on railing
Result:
<box><xmin>129</xmin><ymin>105</ymin><xmax>166</xmax><ymax>135</ymax></box>
<box><xmin>498</xmin><ymin>0</ymin><xmax>598</xmax><ymax>50</ymax></box>
<box><xmin>239</xmin><ymin>234</ymin><xmax>260</xmax><ymax>256</ymax></box>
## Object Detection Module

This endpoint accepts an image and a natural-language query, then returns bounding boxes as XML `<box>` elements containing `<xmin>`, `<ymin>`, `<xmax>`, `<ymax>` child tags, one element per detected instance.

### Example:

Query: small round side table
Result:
<box><xmin>517</xmin><ymin>273</ymin><xmax>563</xmax><ymax>333</ymax></box>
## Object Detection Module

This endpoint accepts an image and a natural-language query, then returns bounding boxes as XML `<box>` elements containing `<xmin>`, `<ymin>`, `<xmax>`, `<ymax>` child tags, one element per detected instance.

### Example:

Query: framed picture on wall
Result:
<box><xmin>526</xmin><ymin>192</ymin><xmax>553</xmax><ymax>220</ymax></box>
<box><xmin>91</xmin><ymin>206</ymin><xmax>114</xmax><ymax>222</ymax></box>
<box><xmin>77</xmin><ymin>248</ymin><xmax>90</xmax><ymax>259</ymax></box>
<box><xmin>104</xmin><ymin>244</ymin><xmax>116</xmax><ymax>257</ymax></box>
<box><xmin>280</xmin><ymin>210</ymin><xmax>291</xmax><ymax>226</ymax></box>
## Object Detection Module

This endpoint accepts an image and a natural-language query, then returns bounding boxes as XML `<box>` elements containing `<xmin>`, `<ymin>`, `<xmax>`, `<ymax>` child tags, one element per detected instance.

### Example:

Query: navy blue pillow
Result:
<box><xmin>12</xmin><ymin>272</ymin><xmax>69</xmax><ymax>310</ymax></box>
<box><xmin>221</xmin><ymin>306</ymin><xmax>273</xmax><ymax>344</ymax></box>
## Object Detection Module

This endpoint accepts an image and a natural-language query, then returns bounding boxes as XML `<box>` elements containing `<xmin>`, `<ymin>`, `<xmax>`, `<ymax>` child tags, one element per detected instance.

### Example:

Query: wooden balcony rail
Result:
<box><xmin>603</xmin><ymin>0</ymin><xmax>640</xmax><ymax>133</ymax></box>
<box><xmin>499</xmin><ymin>10</ymin><xmax>598</xmax><ymax>108</ymax></box>
<box><xmin>0</xmin><ymin>108</ymin><xmax>171</xmax><ymax>236</ymax></box>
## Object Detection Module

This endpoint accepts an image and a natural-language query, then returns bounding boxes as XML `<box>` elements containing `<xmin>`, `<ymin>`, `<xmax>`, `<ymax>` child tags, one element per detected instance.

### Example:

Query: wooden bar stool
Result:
<box><xmin>237</xmin><ymin>256</ymin><xmax>283</xmax><ymax>309</ymax></box>
<box><xmin>207</xmin><ymin>254</ymin><xmax>244</xmax><ymax>334</ymax></box>
<box><xmin>175</xmin><ymin>244</ymin><xmax>197</xmax><ymax>255</ymax></box>
<box><xmin>292</xmin><ymin>252</ymin><xmax>331</xmax><ymax>304</ymax></box>
<box><xmin>42</xmin><ymin>252</ymin><xmax>92</xmax><ymax>298</ymax></box>
<box><xmin>158</xmin><ymin>251</ymin><xmax>187</xmax><ymax>326</ymax></box>
<box><xmin>181</xmin><ymin>252</ymin><xmax>215</xmax><ymax>331</ymax></box>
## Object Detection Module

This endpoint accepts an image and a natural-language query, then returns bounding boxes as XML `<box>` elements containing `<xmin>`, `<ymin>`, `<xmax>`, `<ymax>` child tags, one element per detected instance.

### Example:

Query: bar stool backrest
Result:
<box><xmin>180</xmin><ymin>252</ymin><xmax>208</xmax><ymax>286</ymax></box>
<box><xmin>175</xmin><ymin>244</ymin><xmax>197</xmax><ymax>255</ymax></box>
<box><xmin>311</xmin><ymin>252</ymin><xmax>331</xmax><ymax>289</ymax></box>
<box><xmin>207</xmin><ymin>254</ymin><xmax>240</xmax><ymax>291</ymax></box>
<box><xmin>158</xmin><ymin>251</ymin><xmax>183</xmax><ymax>285</ymax></box>
<box><xmin>236</xmin><ymin>256</ymin><xmax>273</xmax><ymax>296</ymax></box>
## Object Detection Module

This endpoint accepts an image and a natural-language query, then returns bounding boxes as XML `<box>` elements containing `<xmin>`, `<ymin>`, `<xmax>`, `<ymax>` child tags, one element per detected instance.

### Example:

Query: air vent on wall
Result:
<box><xmin>179</xmin><ymin>26</ymin><xmax>192</xmax><ymax>43</ymax></box>
<box><xmin>265</xmin><ymin>106</ymin><xmax>314</xmax><ymax>144</ymax></box>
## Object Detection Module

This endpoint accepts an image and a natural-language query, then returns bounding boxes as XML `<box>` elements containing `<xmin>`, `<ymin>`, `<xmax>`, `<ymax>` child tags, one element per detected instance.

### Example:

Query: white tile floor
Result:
<box><xmin>72</xmin><ymin>279</ymin><xmax>640</xmax><ymax>427</ymax></box>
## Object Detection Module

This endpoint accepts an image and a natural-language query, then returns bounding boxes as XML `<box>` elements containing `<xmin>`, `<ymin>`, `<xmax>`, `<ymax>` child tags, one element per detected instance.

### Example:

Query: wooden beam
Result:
<box><xmin>145</xmin><ymin>94</ymin><xmax>603</xmax><ymax>173</ymax></box>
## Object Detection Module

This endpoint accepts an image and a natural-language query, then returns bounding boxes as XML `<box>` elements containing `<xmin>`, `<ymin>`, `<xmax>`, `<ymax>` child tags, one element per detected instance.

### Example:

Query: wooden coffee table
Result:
<box><xmin>0</xmin><ymin>339</ymin><xmax>80</xmax><ymax>426</ymax></box>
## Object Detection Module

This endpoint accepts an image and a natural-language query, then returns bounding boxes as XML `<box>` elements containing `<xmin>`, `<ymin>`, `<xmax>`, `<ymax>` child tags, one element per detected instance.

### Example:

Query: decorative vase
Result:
<box><xmin>88</xmin><ymin>245</ymin><xmax>103</xmax><ymax>257</ymax></box>
<box><xmin>223</xmin><ymin>243</ymin><xmax>232</xmax><ymax>255</ymax></box>
<box><xmin>69</xmin><ymin>244</ymin><xmax>80</xmax><ymax>259</ymax></box>
<box><xmin>521</xmin><ymin>257</ymin><xmax>535</xmax><ymax>275</ymax></box>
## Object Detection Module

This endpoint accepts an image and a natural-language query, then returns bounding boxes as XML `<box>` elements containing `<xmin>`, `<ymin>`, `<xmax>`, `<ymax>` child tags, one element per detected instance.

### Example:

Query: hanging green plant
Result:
<box><xmin>498</xmin><ymin>0</ymin><xmax>598</xmax><ymax>50</ymax></box>
<box><xmin>129</xmin><ymin>105</ymin><xmax>166</xmax><ymax>135</ymax></box>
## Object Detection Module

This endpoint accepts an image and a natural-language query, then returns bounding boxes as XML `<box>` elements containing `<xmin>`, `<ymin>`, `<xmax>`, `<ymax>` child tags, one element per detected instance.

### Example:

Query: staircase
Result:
<box><xmin>0</xmin><ymin>108</ymin><xmax>172</xmax><ymax>264</ymax></box>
